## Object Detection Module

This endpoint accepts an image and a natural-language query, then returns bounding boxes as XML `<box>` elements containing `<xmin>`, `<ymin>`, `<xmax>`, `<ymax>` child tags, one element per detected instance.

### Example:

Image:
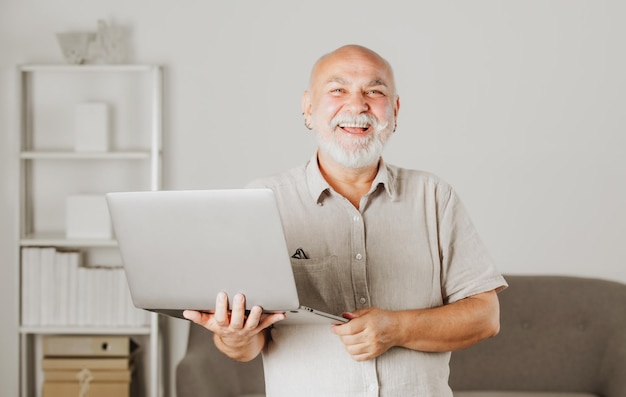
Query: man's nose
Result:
<box><xmin>345</xmin><ymin>92</ymin><xmax>369</xmax><ymax>113</ymax></box>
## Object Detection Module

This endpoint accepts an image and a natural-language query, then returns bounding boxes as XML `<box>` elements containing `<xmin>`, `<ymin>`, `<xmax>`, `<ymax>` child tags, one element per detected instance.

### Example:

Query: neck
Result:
<box><xmin>317</xmin><ymin>151</ymin><xmax>379</xmax><ymax>209</ymax></box>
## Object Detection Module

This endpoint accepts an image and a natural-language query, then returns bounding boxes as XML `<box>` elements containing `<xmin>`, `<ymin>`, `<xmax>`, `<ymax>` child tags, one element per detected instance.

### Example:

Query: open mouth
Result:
<box><xmin>338</xmin><ymin>122</ymin><xmax>371</xmax><ymax>134</ymax></box>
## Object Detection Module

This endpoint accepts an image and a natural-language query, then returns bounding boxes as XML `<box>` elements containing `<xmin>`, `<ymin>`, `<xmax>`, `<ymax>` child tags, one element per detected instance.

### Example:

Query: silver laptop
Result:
<box><xmin>105</xmin><ymin>188</ymin><xmax>348</xmax><ymax>325</ymax></box>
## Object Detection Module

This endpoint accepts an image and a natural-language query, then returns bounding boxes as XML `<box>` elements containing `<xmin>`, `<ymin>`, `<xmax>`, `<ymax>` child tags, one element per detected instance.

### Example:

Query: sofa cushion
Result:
<box><xmin>454</xmin><ymin>392</ymin><xmax>599</xmax><ymax>397</ymax></box>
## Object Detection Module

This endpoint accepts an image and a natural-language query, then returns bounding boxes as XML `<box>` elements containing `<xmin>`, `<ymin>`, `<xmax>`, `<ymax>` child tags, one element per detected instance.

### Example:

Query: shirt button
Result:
<box><xmin>355</xmin><ymin>253</ymin><xmax>363</xmax><ymax>260</ymax></box>
<box><xmin>359</xmin><ymin>297</ymin><xmax>367</xmax><ymax>304</ymax></box>
<box><xmin>353</xmin><ymin>215</ymin><xmax>360</xmax><ymax>222</ymax></box>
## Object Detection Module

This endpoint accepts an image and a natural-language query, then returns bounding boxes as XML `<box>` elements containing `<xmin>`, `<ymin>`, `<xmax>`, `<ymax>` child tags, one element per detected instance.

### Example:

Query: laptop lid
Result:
<box><xmin>106</xmin><ymin>189</ymin><xmax>347</xmax><ymax>325</ymax></box>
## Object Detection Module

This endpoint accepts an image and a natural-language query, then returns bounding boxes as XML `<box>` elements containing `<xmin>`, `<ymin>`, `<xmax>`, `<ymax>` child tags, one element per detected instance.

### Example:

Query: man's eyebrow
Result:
<box><xmin>368</xmin><ymin>79</ymin><xmax>387</xmax><ymax>87</ymax></box>
<box><xmin>325</xmin><ymin>76</ymin><xmax>348</xmax><ymax>84</ymax></box>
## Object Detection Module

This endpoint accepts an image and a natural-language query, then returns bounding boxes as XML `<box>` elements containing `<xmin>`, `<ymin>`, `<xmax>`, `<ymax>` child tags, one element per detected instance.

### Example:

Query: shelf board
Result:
<box><xmin>19</xmin><ymin>325</ymin><xmax>151</xmax><ymax>335</ymax></box>
<box><xmin>20</xmin><ymin>64</ymin><xmax>157</xmax><ymax>73</ymax></box>
<box><xmin>20</xmin><ymin>151</ymin><xmax>152</xmax><ymax>160</ymax></box>
<box><xmin>20</xmin><ymin>233</ymin><xmax>118</xmax><ymax>247</ymax></box>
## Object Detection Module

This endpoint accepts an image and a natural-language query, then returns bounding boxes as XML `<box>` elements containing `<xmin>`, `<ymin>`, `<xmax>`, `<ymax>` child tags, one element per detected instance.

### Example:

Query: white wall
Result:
<box><xmin>2</xmin><ymin>1</ymin><xmax>625</xmax><ymax>396</ymax></box>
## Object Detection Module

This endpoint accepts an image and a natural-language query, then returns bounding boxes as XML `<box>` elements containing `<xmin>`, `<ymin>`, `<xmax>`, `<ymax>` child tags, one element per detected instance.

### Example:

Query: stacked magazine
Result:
<box><xmin>21</xmin><ymin>247</ymin><xmax>148</xmax><ymax>327</ymax></box>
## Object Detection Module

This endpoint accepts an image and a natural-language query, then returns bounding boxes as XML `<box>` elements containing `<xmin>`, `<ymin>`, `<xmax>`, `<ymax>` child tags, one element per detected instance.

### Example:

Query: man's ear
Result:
<box><xmin>394</xmin><ymin>95</ymin><xmax>401</xmax><ymax>118</ymax></box>
<box><xmin>302</xmin><ymin>91</ymin><xmax>312</xmax><ymax>117</ymax></box>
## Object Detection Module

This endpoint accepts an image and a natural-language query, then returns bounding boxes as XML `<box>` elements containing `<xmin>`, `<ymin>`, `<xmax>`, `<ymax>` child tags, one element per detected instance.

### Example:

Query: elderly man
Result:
<box><xmin>184</xmin><ymin>44</ymin><xmax>507</xmax><ymax>396</ymax></box>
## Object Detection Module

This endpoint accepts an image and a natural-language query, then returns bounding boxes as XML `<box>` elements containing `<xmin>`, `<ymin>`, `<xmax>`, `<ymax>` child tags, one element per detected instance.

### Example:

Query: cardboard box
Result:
<box><xmin>43</xmin><ymin>381</ymin><xmax>129</xmax><ymax>397</ymax></box>
<box><xmin>45</xmin><ymin>369</ymin><xmax>132</xmax><ymax>382</ymax></box>
<box><xmin>44</xmin><ymin>336</ymin><xmax>132</xmax><ymax>357</ymax></box>
<box><xmin>42</xmin><ymin>357</ymin><xmax>131</xmax><ymax>371</ymax></box>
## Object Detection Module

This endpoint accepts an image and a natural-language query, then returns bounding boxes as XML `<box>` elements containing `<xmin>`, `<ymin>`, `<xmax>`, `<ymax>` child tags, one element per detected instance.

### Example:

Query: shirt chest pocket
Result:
<box><xmin>290</xmin><ymin>255</ymin><xmax>345</xmax><ymax>316</ymax></box>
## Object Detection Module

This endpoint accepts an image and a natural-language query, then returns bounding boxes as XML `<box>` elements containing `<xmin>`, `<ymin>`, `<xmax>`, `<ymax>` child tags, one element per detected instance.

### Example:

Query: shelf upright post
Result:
<box><xmin>150</xmin><ymin>66</ymin><xmax>162</xmax><ymax>193</ymax></box>
<box><xmin>18</xmin><ymin>64</ymin><xmax>27</xmax><ymax>397</ymax></box>
<box><xmin>149</xmin><ymin>65</ymin><xmax>163</xmax><ymax>397</ymax></box>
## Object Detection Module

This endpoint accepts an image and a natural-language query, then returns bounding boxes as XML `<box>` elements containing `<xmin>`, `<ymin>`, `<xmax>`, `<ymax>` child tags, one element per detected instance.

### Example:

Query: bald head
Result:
<box><xmin>309</xmin><ymin>45</ymin><xmax>397</xmax><ymax>98</ymax></box>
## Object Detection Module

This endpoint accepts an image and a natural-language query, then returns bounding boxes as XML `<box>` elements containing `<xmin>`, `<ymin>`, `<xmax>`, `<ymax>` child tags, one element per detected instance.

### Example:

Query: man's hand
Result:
<box><xmin>183</xmin><ymin>292</ymin><xmax>285</xmax><ymax>362</ymax></box>
<box><xmin>332</xmin><ymin>291</ymin><xmax>501</xmax><ymax>361</ymax></box>
<box><xmin>331</xmin><ymin>307</ymin><xmax>397</xmax><ymax>361</ymax></box>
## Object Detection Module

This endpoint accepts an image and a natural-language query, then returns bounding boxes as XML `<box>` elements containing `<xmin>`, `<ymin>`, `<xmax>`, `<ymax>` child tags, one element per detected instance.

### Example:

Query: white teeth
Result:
<box><xmin>339</xmin><ymin>123</ymin><xmax>369</xmax><ymax>128</ymax></box>
<box><xmin>333</xmin><ymin>114</ymin><xmax>377</xmax><ymax>129</ymax></box>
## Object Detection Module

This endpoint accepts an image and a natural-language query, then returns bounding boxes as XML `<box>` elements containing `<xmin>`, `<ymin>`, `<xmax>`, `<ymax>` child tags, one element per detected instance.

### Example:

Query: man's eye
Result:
<box><xmin>367</xmin><ymin>90</ymin><xmax>384</xmax><ymax>97</ymax></box>
<box><xmin>331</xmin><ymin>88</ymin><xmax>344</xmax><ymax>94</ymax></box>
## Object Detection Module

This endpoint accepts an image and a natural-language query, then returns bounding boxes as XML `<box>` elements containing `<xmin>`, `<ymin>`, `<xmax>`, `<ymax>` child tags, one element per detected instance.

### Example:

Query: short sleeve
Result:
<box><xmin>438</xmin><ymin>188</ymin><xmax>507</xmax><ymax>303</ymax></box>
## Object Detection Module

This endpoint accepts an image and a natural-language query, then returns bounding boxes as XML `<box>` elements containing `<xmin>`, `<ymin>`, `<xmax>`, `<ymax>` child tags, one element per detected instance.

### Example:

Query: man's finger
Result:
<box><xmin>229</xmin><ymin>293</ymin><xmax>246</xmax><ymax>328</ymax></box>
<box><xmin>244</xmin><ymin>306</ymin><xmax>263</xmax><ymax>329</ymax></box>
<box><xmin>258</xmin><ymin>312</ymin><xmax>286</xmax><ymax>330</ymax></box>
<box><xmin>183</xmin><ymin>310</ymin><xmax>201</xmax><ymax>323</ymax></box>
<box><xmin>214</xmin><ymin>291</ymin><xmax>230</xmax><ymax>326</ymax></box>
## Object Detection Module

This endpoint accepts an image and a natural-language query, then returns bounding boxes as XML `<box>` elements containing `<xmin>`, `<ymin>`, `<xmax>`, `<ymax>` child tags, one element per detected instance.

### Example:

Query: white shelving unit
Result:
<box><xmin>17</xmin><ymin>64</ymin><xmax>163</xmax><ymax>397</ymax></box>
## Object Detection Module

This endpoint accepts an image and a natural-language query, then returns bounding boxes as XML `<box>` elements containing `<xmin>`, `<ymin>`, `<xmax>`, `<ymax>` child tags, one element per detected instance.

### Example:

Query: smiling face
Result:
<box><xmin>303</xmin><ymin>45</ymin><xmax>400</xmax><ymax>169</ymax></box>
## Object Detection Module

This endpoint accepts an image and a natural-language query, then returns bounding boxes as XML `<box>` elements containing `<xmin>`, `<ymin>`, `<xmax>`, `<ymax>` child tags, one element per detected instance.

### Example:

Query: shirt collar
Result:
<box><xmin>305</xmin><ymin>153</ymin><xmax>396</xmax><ymax>205</ymax></box>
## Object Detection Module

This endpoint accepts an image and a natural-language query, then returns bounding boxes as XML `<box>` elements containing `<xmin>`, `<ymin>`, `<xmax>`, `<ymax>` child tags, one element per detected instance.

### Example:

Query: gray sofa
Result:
<box><xmin>176</xmin><ymin>275</ymin><xmax>626</xmax><ymax>397</ymax></box>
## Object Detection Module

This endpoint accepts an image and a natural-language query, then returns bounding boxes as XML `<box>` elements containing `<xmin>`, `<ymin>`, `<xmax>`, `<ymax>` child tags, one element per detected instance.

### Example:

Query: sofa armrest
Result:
<box><xmin>601</xmin><ymin>328</ymin><xmax>626</xmax><ymax>397</ymax></box>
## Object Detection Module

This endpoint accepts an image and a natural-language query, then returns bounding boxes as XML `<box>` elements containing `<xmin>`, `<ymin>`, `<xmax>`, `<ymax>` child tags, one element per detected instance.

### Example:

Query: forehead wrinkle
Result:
<box><xmin>324</xmin><ymin>76</ymin><xmax>389</xmax><ymax>88</ymax></box>
<box><xmin>326</xmin><ymin>76</ymin><xmax>348</xmax><ymax>85</ymax></box>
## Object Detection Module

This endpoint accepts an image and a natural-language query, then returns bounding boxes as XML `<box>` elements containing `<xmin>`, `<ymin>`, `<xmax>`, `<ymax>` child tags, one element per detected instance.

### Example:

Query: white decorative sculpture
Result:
<box><xmin>57</xmin><ymin>19</ymin><xmax>128</xmax><ymax>65</ymax></box>
<box><xmin>56</xmin><ymin>32</ymin><xmax>95</xmax><ymax>64</ymax></box>
<box><xmin>92</xmin><ymin>19</ymin><xmax>126</xmax><ymax>64</ymax></box>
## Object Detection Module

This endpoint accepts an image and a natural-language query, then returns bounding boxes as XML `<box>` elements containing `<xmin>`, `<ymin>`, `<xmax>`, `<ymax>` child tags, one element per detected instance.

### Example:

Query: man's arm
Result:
<box><xmin>183</xmin><ymin>292</ymin><xmax>285</xmax><ymax>362</ymax></box>
<box><xmin>331</xmin><ymin>289</ymin><xmax>500</xmax><ymax>362</ymax></box>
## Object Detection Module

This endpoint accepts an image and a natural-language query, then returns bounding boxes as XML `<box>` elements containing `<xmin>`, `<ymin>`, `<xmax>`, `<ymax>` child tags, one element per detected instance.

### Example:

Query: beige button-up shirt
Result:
<box><xmin>247</xmin><ymin>155</ymin><xmax>507</xmax><ymax>397</ymax></box>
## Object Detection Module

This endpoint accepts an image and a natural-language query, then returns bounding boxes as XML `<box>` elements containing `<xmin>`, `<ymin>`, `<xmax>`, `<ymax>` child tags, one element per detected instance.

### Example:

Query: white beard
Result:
<box><xmin>317</xmin><ymin>132</ymin><xmax>385</xmax><ymax>169</ymax></box>
<box><xmin>314</xmin><ymin>112</ymin><xmax>394</xmax><ymax>169</ymax></box>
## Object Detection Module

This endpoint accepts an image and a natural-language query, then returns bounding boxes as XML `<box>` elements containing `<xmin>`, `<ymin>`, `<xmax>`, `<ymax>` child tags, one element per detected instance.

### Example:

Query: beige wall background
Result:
<box><xmin>2</xmin><ymin>1</ymin><xmax>625</xmax><ymax>396</ymax></box>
